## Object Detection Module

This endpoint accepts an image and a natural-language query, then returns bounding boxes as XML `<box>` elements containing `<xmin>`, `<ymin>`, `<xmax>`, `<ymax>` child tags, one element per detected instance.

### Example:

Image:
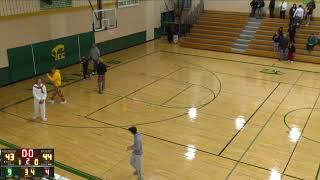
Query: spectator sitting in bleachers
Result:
<box><xmin>279</xmin><ymin>0</ymin><xmax>287</xmax><ymax>19</ymax></box>
<box><xmin>293</xmin><ymin>5</ymin><xmax>304</xmax><ymax>27</ymax></box>
<box><xmin>288</xmin><ymin>25</ymin><xmax>296</xmax><ymax>43</ymax></box>
<box><xmin>289</xmin><ymin>4</ymin><xmax>297</xmax><ymax>25</ymax></box>
<box><xmin>288</xmin><ymin>42</ymin><xmax>296</xmax><ymax>63</ymax></box>
<box><xmin>272</xmin><ymin>32</ymin><xmax>280</xmax><ymax>51</ymax></box>
<box><xmin>306</xmin><ymin>0</ymin><xmax>316</xmax><ymax>26</ymax></box>
<box><xmin>306</xmin><ymin>33</ymin><xmax>317</xmax><ymax>52</ymax></box>
<box><xmin>279</xmin><ymin>34</ymin><xmax>289</xmax><ymax>61</ymax></box>
<box><xmin>317</xmin><ymin>33</ymin><xmax>320</xmax><ymax>45</ymax></box>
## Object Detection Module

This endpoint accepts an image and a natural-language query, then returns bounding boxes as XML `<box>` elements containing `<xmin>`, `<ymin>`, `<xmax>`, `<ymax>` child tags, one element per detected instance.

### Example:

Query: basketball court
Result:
<box><xmin>0</xmin><ymin>40</ymin><xmax>319</xmax><ymax>179</ymax></box>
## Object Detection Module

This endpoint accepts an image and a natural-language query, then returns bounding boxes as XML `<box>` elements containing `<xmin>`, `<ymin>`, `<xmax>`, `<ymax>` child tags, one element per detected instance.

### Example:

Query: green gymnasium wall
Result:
<box><xmin>97</xmin><ymin>31</ymin><xmax>147</xmax><ymax>55</ymax></box>
<box><xmin>2</xmin><ymin>31</ymin><xmax>94</xmax><ymax>86</ymax></box>
<box><xmin>1</xmin><ymin>27</ymin><xmax>162</xmax><ymax>87</ymax></box>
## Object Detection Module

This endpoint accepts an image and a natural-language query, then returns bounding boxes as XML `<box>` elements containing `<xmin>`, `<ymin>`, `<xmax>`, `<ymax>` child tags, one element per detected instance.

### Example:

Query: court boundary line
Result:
<box><xmin>218</xmin><ymin>83</ymin><xmax>280</xmax><ymax>156</ymax></box>
<box><xmin>0</xmin><ymin>50</ymin><xmax>160</xmax><ymax>111</ymax></box>
<box><xmin>85</xmin><ymin>66</ymin><xmax>185</xmax><ymax>117</ymax></box>
<box><xmin>315</xmin><ymin>164</ymin><xmax>320</xmax><ymax>180</ymax></box>
<box><xmin>281</xmin><ymin>91</ymin><xmax>320</xmax><ymax>178</ymax></box>
<box><xmin>161</xmin><ymin>50</ymin><xmax>320</xmax><ymax>74</ymax></box>
<box><xmin>0</xmin><ymin>138</ymin><xmax>102</xmax><ymax>180</ymax></box>
<box><xmin>0</xmin><ymin>62</ymin><xmax>303</xmax><ymax>179</ymax></box>
<box><xmin>224</xmin><ymin>72</ymin><xmax>304</xmax><ymax>179</ymax></box>
<box><xmin>0</xmin><ymin>49</ymin><xmax>310</xmax><ymax>179</ymax></box>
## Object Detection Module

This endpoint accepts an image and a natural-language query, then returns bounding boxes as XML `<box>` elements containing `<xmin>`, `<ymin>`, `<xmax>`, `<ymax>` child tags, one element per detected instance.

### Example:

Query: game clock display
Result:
<box><xmin>0</xmin><ymin>149</ymin><xmax>54</xmax><ymax>179</ymax></box>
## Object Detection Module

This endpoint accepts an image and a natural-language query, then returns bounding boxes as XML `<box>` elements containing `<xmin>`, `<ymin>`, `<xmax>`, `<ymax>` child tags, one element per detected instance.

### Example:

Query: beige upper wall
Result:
<box><xmin>204</xmin><ymin>0</ymin><xmax>320</xmax><ymax>17</ymax></box>
<box><xmin>0</xmin><ymin>1</ymin><xmax>161</xmax><ymax>68</ymax></box>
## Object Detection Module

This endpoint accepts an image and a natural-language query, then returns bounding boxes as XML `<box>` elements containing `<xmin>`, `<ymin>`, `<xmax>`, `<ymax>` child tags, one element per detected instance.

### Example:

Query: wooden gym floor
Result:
<box><xmin>0</xmin><ymin>39</ymin><xmax>320</xmax><ymax>180</ymax></box>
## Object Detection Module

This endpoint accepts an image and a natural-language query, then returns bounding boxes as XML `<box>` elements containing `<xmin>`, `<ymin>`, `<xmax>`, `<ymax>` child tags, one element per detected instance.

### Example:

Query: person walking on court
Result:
<box><xmin>96</xmin><ymin>59</ymin><xmax>107</xmax><ymax>94</ymax></box>
<box><xmin>127</xmin><ymin>126</ymin><xmax>143</xmax><ymax>180</ymax></box>
<box><xmin>47</xmin><ymin>68</ymin><xmax>67</xmax><ymax>104</ymax></box>
<box><xmin>32</xmin><ymin>78</ymin><xmax>47</xmax><ymax>121</ymax></box>
<box><xmin>279</xmin><ymin>0</ymin><xmax>287</xmax><ymax>19</ymax></box>
<box><xmin>269</xmin><ymin>0</ymin><xmax>275</xmax><ymax>18</ymax></box>
<box><xmin>90</xmin><ymin>43</ymin><xmax>100</xmax><ymax>74</ymax></box>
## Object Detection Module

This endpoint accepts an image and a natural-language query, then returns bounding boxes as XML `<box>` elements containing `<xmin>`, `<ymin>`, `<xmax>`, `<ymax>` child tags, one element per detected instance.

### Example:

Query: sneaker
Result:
<box><xmin>32</xmin><ymin>116</ymin><xmax>37</xmax><ymax>120</ymax></box>
<box><xmin>48</xmin><ymin>100</ymin><xmax>55</xmax><ymax>104</ymax></box>
<box><xmin>42</xmin><ymin>118</ymin><xmax>47</xmax><ymax>121</ymax></box>
<box><xmin>60</xmin><ymin>101</ymin><xmax>67</xmax><ymax>104</ymax></box>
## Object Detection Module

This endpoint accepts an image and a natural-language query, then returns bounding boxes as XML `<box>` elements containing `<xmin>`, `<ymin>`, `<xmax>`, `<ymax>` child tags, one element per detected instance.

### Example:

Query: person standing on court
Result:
<box><xmin>268</xmin><ymin>0</ymin><xmax>275</xmax><ymax>18</ymax></box>
<box><xmin>90</xmin><ymin>43</ymin><xmax>100</xmax><ymax>74</ymax></box>
<box><xmin>279</xmin><ymin>0</ymin><xmax>287</xmax><ymax>19</ymax></box>
<box><xmin>96</xmin><ymin>59</ymin><xmax>107</xmax><ymax>94</ymax></box>
<box><xmin>127</xmin><ymin>126</ymin><xmax>143</xmax><ymax>180</ymax></box>
<box><xmin>47</xmin><ymin>68</ymin><xmax>67</xmax><ymax>104</ymax></box>
<box><xmin>32</xmin><ymin>78</ymin><xmax>47</xmax><ymax>121</ymax></box>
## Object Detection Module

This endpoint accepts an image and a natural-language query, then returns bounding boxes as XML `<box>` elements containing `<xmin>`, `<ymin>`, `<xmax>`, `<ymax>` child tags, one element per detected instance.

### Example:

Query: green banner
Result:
<box><xmin>6</xmin><ymin>32</ymin><xmax>94</xmax><ymax>85</ymax></box>
<box><xmin>40</xmin><ymin>0</ymin><xmax>72</xmax><ymax>10</ymax></box>
<box><xmin>33</xmin><ymin>35</ymin><xmax>79</xmax><ymax>74</ymax></box>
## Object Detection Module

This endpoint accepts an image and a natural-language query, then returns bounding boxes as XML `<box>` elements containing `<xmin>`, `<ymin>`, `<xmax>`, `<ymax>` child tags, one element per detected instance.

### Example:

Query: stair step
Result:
<box><xmin>232</xmin><ymin>48</ymin><xmax>246</xmax><ymax>53</ymax></box>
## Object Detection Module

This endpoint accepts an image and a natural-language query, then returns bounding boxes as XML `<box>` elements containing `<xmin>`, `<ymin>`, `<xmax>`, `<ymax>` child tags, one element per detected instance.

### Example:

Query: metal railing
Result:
<box><xmin>0</xmin><ymin>0</ymin><xmax>111</xmax><ymax>17</ymax></box>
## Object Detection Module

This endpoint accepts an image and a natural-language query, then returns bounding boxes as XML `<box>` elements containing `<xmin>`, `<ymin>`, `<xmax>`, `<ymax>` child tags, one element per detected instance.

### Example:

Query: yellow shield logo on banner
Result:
<box><xmin>51</xmin><ymin>44</ymin><xmax>65</xmax><ymax>61</ymax></box>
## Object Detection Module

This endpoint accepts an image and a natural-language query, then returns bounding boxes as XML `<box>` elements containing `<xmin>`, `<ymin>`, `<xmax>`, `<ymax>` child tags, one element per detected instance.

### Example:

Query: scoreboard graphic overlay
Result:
<box><xmin>0</xmin><ymin>149</ymin><xmax>54</xmax><ymax>179</ymax></box>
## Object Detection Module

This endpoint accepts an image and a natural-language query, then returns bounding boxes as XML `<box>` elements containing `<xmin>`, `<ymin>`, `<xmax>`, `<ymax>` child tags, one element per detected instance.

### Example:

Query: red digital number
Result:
<box><xmin>22</xmin><ymin>149</ymin><xmax>34</xmax><ymax>158</ymax></box>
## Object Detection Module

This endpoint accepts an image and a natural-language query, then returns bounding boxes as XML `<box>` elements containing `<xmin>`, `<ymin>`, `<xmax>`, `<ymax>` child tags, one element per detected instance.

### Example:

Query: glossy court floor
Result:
<box><xmin>0</xmin><ymin>39</ymin><xmax>320</xmax><ymax>180</ymax></box>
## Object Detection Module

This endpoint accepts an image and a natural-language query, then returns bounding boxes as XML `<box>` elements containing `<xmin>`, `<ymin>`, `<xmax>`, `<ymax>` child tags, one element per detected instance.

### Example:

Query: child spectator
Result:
<box><xmin>278</xmin><ymin>27</ymin><xmax>284</xmax><ymax>37</ymax></box>
<box><xmin>47</xmin><ymin>68</ymin><xmax>66</xmax><ymax>104</ymax></box>
<box><xmin>287</xmin><ymin>43</ymin><xmax>296</xmax><ymax>63</ymax></box>
<box><xmin>272</xmin><ymin>32</ymin><xmax>280</xmax><ymax>51</ymax></box>
<box><xmin>288</xmin><ymin>25</ymin><xmax>296</xmax><ymax>43</ymax></box>
<box><xmin>306</xmin><ymin>33</ymin><xmax>317</xmax><ymax>52</ymax></box>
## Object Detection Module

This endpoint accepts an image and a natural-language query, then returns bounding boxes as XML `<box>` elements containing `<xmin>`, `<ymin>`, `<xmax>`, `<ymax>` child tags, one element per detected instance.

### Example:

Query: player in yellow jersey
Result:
<box><xmin>47</xmin><ymin>68</ymin><xmax>67</xmax><ymax>104</ymax></box>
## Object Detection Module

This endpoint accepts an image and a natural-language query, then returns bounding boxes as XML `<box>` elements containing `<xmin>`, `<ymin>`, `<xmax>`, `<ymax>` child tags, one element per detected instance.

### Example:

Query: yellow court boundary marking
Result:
<box><xmin>0</xmin><ymin>2</ymin><xmax>115</xmax><ymax>22</ymax></box>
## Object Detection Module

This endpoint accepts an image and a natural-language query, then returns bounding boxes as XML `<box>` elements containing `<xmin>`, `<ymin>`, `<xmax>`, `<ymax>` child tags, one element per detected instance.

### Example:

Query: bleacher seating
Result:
<box><xmin>180</xmin><ymin>10</ymin><xmax>249</xmax><ymax>53</ymax></box>
<box><xmin>245</xmin><ymin>16</ymin><xmax>320</xmax><ymax>63</ymax></box>
<box><xmin>180</xmin><ymin>10</ymin><xmax>320</xmax><ymax>64</ymax></box>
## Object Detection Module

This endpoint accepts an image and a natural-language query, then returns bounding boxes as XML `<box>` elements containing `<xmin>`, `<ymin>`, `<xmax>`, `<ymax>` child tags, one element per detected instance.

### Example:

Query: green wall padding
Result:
<box><xmin>161</xmin><ymin>11</ymin><xmax>174</xmax><ymax>35</ymax></box>
<box><xmin>79</xmin><ymin>31</ymin><xmax>95</xmax><ymax>57</ymax></box>
<box><xmin>33</xmin><ymin>35</ymin><xmax>79</xmax><ymax>74</ymax></box>
<box><xmin>154</xmin><ymin>27</ymin><xmax>162</xmax><ymax>39</ymax></box>
<box><xmin>7</xmin><ymin>45</ymin><xmax>35</xmax><ymax>82</ymax></box>
<box><xmin>0</xmin><ymin>67</ymin><xmax>11</xmax><ymax>86</ymax></box>
<box><xmin>4</xmin><ymin>31</ymin><xmax>95</xmax><ymax>86</ymax></box>
<box><xmin>97</xmin><ymin>31</ymin><xmax>146</xmax><ymax>55</ymax></box>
